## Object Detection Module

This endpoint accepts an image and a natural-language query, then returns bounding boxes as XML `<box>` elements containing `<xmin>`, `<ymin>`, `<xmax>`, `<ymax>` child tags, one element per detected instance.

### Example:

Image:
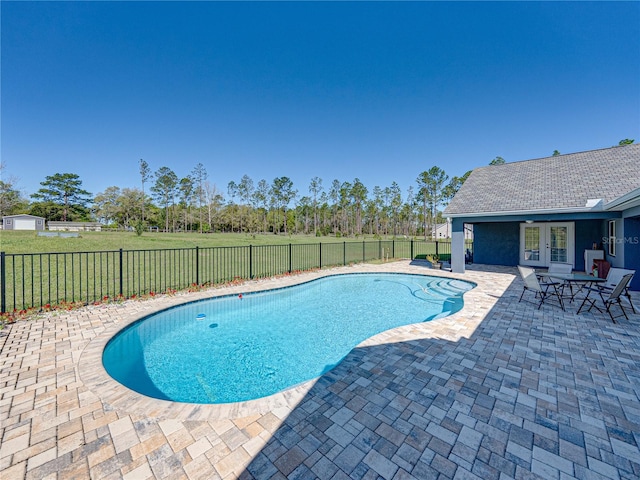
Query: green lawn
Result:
<box><xmin>0</xmin><ymin>230</ymin><xmax>387</xmax><ymax>254</ymax></box>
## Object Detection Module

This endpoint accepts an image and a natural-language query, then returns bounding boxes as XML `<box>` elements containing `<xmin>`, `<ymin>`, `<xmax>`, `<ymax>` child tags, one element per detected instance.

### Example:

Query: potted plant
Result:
<box><xmin>427</xmin><ymin>254</ymin><xmax>441</xmax><ymax>269</ymax></box>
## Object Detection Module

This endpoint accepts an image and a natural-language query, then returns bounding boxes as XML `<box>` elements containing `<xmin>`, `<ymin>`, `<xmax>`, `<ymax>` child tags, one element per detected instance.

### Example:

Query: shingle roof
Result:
<box><xmin>444</xmin><ymin>144</ymin><xmax>640</xmax><ymax>216</ymax></box>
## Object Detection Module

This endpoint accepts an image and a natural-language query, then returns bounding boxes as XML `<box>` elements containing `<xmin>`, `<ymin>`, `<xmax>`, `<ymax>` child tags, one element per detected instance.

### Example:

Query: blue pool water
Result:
<box><xmin>103</xmin><ymin>273</ymin><xmax>474</xmax><ymax>404</ymax></box>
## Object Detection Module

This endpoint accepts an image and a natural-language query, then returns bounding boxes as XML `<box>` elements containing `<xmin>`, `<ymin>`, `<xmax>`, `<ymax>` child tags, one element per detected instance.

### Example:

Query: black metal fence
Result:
<box><xmin>0</xmin><ymin>239</ymin><xmax>469</xmax><ymax>314</ymax></box>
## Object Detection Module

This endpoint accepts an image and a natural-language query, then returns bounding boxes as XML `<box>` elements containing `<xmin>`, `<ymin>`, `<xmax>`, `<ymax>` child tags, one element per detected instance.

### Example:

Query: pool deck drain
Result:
<box><xmin>1</xmin><ymin>260</ymin><xmax>639</xmax><ymax>479</ymax></box>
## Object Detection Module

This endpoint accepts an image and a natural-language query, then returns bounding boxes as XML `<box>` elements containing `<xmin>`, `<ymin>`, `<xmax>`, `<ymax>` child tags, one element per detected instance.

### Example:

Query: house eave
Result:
<box><xmin>444</xmin><ymin>206</ymin><xmax>608</xmax><ymax>219</ymax></box>
<box><xmin>604</xmin><ymin>187</ymin><xmax>640</xmax><ymax>211</ymax></box>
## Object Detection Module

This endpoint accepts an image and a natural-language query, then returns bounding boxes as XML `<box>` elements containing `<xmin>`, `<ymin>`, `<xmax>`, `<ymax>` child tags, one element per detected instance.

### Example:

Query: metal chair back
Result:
<box><xmin>603</xmin><ymin>268</ymin><xmax>635</xmax><ymax>290</ymax></box>
<box><xmin>518</xmin><ymin>266</ymin><xmax>542</xmax><ymax>292</ymax></box>
<box><xmin>548</xmin><ymin>263</ymin><xmax>572</xmax><ymax>274</ymax></box>
<box><xmin>606</xmin><ymin>273</ymin><xmax>634</xmax><ymax>302</ymax></box>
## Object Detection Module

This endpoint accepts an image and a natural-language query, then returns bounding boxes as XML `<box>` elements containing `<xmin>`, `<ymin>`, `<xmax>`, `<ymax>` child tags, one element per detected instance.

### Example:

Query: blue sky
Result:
<box><xmin>2</xmin><ymin>1</ymin><xmax>639</xmax><ymax>202</ymax></box>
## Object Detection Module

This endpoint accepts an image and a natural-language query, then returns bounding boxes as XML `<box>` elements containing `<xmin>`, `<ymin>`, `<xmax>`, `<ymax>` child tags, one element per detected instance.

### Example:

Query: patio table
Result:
<box><xmin>540</xmin><ymin>272</ymin><xmax>605</xmax><ymax>303</ymax></box>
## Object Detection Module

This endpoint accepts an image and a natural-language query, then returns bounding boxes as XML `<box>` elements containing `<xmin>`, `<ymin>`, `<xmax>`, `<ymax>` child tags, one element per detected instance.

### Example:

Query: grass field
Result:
<box><xmin>0</xmin><ymin>230</ymin><xmax>394</xmax><ymax>254</ymax></box>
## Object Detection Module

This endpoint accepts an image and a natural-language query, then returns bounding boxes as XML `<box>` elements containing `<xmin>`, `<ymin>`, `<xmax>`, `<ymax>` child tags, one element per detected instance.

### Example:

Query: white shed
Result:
<box><xmin>2</xmin><ymin>214</ymin><xmax>46</xmax><ymax>231</ymax></box>
<box><xmin>432</xmin><ymin>222</ymin><xmax>474</xmax><ymax>240</ymax></box>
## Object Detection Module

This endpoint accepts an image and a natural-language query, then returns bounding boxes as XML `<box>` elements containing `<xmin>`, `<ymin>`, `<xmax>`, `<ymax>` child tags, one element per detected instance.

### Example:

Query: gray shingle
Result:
<box><xmin>444</xmin><ymin>144</ymin><xmax>640</xmax><ymax>215</ymax></box>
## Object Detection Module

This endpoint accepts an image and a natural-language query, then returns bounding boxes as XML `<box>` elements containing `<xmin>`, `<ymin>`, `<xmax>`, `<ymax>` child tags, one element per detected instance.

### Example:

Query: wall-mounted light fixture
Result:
<box><xmin>525</xmin><ymin>220</ymin><xmax>534</xmax><ymax>224</ymax></box>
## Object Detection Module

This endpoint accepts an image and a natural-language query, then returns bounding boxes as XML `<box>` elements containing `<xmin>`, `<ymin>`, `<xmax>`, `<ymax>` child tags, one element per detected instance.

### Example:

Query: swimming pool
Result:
<box><xmin>103</xmin><ymin>273</ymin><xmax>474</xmax><ymax>404</ymax></box>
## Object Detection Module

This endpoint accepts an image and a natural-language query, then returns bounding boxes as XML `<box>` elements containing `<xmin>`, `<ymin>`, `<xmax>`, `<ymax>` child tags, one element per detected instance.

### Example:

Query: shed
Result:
<box><xmin>1</xmin><ymin>214</ymin><xmax>46</xmax><ymax>231</ymax></box>
<box><xmin>47</xmin><ymin>221</ymin><xmax>102</xmax><ymax>232</ymax></box>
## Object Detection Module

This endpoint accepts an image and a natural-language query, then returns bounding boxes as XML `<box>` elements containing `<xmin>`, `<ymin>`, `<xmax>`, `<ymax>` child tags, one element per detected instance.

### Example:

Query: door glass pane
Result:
<box><xmin>524</xmin><ymin>227</ymin><xmax>540</xmax><ymax>261</ymax></box>
<box><xmin>549</xmin><ymin>226</ymin><xmax>567</xmax><ymax>263</ymax></box>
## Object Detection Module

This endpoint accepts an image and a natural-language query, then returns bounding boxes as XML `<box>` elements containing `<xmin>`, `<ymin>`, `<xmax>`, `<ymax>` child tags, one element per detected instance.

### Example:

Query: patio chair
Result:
<box><xmin>537</xmin><ymin>263</ymin><xmax>573</xmax><ymax>293</ymax></box>
<box><xmin>577</xmin><ymin>273</ymin><xmax>634</xmax><ymax>323</ymax></box>
<box><xmin>465</xmin><ymin>249</ymin><xmax>473</xmax><ymax>264</ymax></box>
<box><xmin>536</xmin><ymin>262</ymin><xmax>572</xmax><ymax>279</ymax></box>
<box><xmin>548</xmin><ymin>263</ymin><xmax>573</xmax><ymax>274</ymax></box>
<box><xmin>594</xmin><ymin>268</ymin><xmax>636</xmax><ymax>314</ymax></box>
<box><xmin>518</xmin><ymin>265</ymin><xmax>565</xmax><ymax>311</ymax></box>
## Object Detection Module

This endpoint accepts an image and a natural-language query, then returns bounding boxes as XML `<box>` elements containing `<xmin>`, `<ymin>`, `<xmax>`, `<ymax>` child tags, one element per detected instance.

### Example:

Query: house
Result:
<box><xmin>47</xmin><ymin>221</ymin><xmax>102</xmax><ymax>232</ymax></box>
<box><xmin>444</xmin><ymin>144</ymin><xmax>640</xmax><ymax>290</ymax></box>
<box><xmin>432</xmin><ymin>222</ymin><xmax>473</xmax><ymax>240</ymax></box>
<box><xmin>1</xmin><ymin>214</ymin><xmax>46</xmax><ymax>231</ymax></box>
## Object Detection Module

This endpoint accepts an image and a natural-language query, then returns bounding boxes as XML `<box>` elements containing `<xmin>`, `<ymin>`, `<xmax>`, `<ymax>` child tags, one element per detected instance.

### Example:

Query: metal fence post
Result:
<box><xmin>410</xmin><ymin>239</ymin><xmax>414</xmax><ymax>259</ymax></box>
<box><xmin>435</xmin><ymin>241</ymin><xmax>439</xmax><ymax>258</ymax></box>
<box><xmin>392</xmin><ymin>239</ymin><xmax>395</xmax><ymax>259</ymax></box>
<box><xmin>119</xmin><ymin>248</ymin><xmax>124</xmax><ymax>297</ymax></box>
<box><xmin>319</xmin><ymin>243</ymin><xmax>322</xmax><ymax>268</ymax></box>
<box><xmin>249</xmin><ymin>245</ymin><xmax>253</xmax><ymax>279</ymax></box>
<box><xmin>1</xmin><ymin>252</ymin><xmax>5</xmax><ymax>313</ymax></box>
<box><xmin>195</xmin><ymin>246</ymin><xmax>200</xmax><ymax>285</ymax></box>
<box><xmin>289</xmin><ymin>244</ymin><xmax>292</xmax><ymax>273</ymax></box>
<box><xmin>362</xmin><ymin>241</ymin><xmax>365</xmax><ymax>262</ymax></box>
<box><xmin>343</xmin><ymin>242</ymin><xmax>346</xmax><ymax>265</ymax></box>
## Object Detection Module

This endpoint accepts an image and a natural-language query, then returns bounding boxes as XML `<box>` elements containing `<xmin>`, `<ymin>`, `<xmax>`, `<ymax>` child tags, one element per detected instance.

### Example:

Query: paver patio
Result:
<box><xmin>1</xmin><ymin>261</ymin><xmax>639</xmax><ymax>479</ymax></box>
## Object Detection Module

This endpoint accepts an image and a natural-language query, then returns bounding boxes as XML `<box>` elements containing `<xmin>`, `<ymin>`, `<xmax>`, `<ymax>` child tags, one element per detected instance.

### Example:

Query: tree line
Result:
<box><xmin>1</xmin><ymin>162</ymin><xmax>470</xmax><ymax>239</ymax></box>
<box><xmin>1</xmin><ymin>139</ymin><xmax>633</xmax><ymax>238</ymax></box>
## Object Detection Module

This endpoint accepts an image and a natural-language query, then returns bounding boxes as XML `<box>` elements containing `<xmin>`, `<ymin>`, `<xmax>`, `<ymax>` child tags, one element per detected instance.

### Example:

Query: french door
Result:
<box><xmin>520</xmin><ymin>222</ymin><xmax>574</xmax><ymax>267</ymax></box>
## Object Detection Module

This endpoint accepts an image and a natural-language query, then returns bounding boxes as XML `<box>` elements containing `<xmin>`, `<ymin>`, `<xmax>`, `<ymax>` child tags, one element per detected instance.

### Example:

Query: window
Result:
<box><xmin>608</xmin><ymin>220</ymin><xmax>616</xmax><ymax>256</ymax></box>
<box><xmin>549</xmin><ymin>226</ymin><xmax>568</xmax><ymax>263</ymax></box>
<box><xmin>524</xmin><ymin>227</ymin><xmax>540</xmax><ymax>261</ymax></box>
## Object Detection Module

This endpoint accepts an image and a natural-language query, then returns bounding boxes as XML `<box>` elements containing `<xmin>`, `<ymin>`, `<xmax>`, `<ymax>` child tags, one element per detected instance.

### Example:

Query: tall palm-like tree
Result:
<box><xmin>139</xmin><ymin>159</ymin><xmax>151</xmax><ymax>223</ymax></box>
<box><xmin>309</xmin><ymin>177</ymin><xmax>323</xmax><ymax>235</ymax></box>
<box><xmin>271</xmin><ymin>177</ymin><xmax>296</xmax><ymax>234</ymax></box>
<box><xmin>416</xmin><ymin>167</ymin><xmax>448</xmax><ymax>240</ymax></box>
<box><xmin>151</xmin><ymin>167</ymin><xmax>178</xmax><ymax>232</ymax></box>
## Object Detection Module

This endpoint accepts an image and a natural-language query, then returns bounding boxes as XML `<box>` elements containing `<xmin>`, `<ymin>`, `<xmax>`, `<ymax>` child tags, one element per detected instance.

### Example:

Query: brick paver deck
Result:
<box><xmin>1</xmin><ymin>261</ymin><xmax>639</xmax><ymax>479</ymax></box>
